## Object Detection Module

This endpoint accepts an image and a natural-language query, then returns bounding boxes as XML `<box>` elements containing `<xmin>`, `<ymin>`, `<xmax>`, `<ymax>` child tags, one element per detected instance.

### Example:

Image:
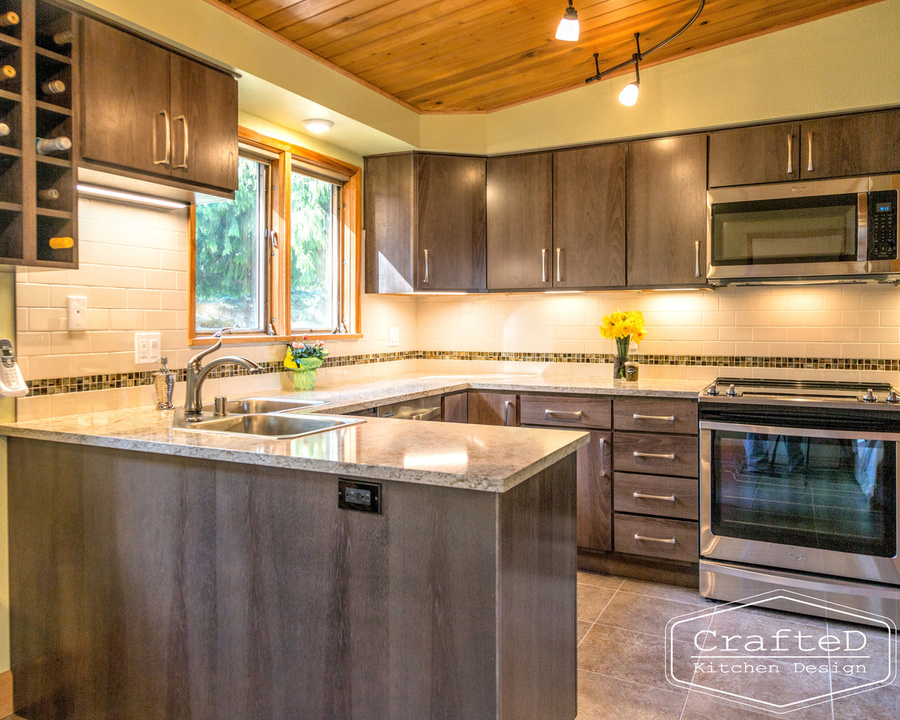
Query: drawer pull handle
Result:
<box><xmin>598</xmin><ymin>437</ymin><xmax>606</xmax><ymax>478</ymax></box>
<box><xmin>634</xmin><ymin>534</ymin><xmax>677</xmax><ymax>545</ymax></box>
<box><xmin>632</xmin><ymin>414</ymin><xmax>675</xmax><ymax>422</ymax></box>
<box><xmin>633</xmin><ymin>492</ymin><xmax>676</xmax><ymax>502</ymax></box>
<box><xmin>633</xmin><ymin>451</ymin><xmax>676</xmax><ymax>460</ymax></box>
<box><xmin>545</xmin><ymin>409</ymin><xmax>583</xmax><ymax>420</ymax></box>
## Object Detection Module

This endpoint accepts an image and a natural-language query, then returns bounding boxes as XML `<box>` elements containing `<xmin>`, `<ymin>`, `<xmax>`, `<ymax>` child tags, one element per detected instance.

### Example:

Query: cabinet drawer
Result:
<box><xmin>520</xmin><ymin>395</ymin><xmax>611</xmax><ymax>429</ymax></box>
<box><xmin>614</xmin><ymin>473</ymin><xmax>698</xmax><ymax>520</ymax></box>
<box><xmin>614</xmin><ymin>432</ymin><xmax>698</xmax><ymax>477</ymax></box>
<box><xmin>614</xmin><ymin>514</ymin><xmax>698</xmax><ymax>562</ymax></box>
<box><xmin>613</xmin><ymin>397</ymin><xmax>698</xmax><ymax>435</ymax></box>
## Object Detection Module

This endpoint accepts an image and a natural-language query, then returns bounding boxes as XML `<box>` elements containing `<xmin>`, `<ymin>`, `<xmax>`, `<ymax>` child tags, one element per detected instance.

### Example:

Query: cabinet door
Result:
<box><xmin>577</xmin><ymin>430</ymin><xmax>612</xmax><ymax>552</ymax></box>
<box><xmin>708</xmin><ymin>122</ymin><xmax>800</xmax><ymax>187</ymax></box>
<box><xmin>169</xmin><ymin>54</ymin><xmax>238</xmax><ymax>192</ymax></box>
<box><xmin>364</xmin><ymin>154</ymin><xmax>415</xmax><ymax>294</ymax></box>
<box><xmin>801</xmin><ymin>109</ymin><xmax>900</xmax><ymax>179</ymax></box>
<box><xmin>553</xmin><ymin>144</ymin><xmax>626</xmax><ymax>288</ymax></box>
<box><xmin>487</xmin><ymin>153</ymin><xmax>552</xmax><ymax>290</ymax></box>
<box><xmin>627</xmin><ymin>135</ymin><xmax>708</xmax><ymax>288</ymax></box>
<box><xmin>416</xmin><ymin>154</ymin><xmax>486</xmax><ymax>291</ymax></box>
<box><xmin>80</xmin><ymin>18</ymin><xmax>171</xmax><ymax>176</ymax></box>
<box><xmin>442</xmin><ymin>392</ymin><xmax>468</xmax><ymax>423</ymax></box>
<box><xmin>467</xmin><ymin>392</ymin><xmax>517</xmax><ymax>426</ymax></box>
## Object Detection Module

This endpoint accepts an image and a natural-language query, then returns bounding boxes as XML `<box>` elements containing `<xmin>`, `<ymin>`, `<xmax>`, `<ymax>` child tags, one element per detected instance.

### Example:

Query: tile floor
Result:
<box><xmin>576</xmin><ymin>571</ymin><xmax>899</xmax><ymax>720</ymax></box>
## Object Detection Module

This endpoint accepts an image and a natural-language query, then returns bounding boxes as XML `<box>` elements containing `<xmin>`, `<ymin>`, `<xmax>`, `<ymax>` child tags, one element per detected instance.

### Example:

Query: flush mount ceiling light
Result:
<box><xmin>302</xmin><ymin>118</ymin><xmax>334</xmax><ymax>134</ymax></box>
<box><xmin>555</xmin><ymin>0</ymin><xmax>579</xmax><ymax>42</ymax></box>
<box><xmin>585</xmin><ymin>0</ymin><xmax>705</xmax><ymax>105</ymax></box>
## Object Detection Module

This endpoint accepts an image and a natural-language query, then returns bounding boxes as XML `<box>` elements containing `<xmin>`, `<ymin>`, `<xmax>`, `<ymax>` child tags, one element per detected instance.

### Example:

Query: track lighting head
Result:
<box><xmin>555</xmin><ymin>0</ymin><xmax>579</xmax><ymax>42</ymax></box>
<box><xmin>618</xmin><ymin>82</ymin><xmax>640</xmax><ymax>106</ymax></box>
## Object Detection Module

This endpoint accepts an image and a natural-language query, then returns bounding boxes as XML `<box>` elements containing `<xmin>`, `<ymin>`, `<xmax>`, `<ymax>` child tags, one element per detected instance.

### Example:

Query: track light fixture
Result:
<box><xmin>555</xmin><ymin>0</ymin><xmax>579</xmax><ymax>42</ymax></box>
<box><xmin>585</xmin><ymin>0</ymin><xmax>705</xmax><ymax>104</ymax></box>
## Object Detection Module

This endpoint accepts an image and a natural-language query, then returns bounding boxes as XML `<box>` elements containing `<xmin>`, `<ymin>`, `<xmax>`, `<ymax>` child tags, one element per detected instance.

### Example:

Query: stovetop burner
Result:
<box><xmin>700</xmin><ymin>377</ymin><xmax>900</xmax><ymax>407</ymax></box>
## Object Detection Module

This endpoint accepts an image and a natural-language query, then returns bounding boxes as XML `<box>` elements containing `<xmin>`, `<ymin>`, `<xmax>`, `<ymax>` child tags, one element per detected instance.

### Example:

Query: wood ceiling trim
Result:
<box><xmin>202</xmin><ymin>0</ymin><xmax>421</xmax><ymax>112</ymax></box>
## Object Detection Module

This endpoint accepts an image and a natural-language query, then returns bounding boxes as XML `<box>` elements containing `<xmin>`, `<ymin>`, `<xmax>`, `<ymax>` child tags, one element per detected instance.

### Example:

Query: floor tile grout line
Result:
<box><xmin>577</xmin><ymin>579</ymin><xmax>622</xmax><ymax>649</ymax></box>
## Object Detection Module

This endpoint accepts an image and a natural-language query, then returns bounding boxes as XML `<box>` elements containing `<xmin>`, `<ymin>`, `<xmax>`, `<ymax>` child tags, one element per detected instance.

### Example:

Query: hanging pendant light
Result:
<box><xmin>555</xmin><ymin>0</ymin><xmax>579</xmax><ymax>42</ymax></box>
<box><xmin>618</xmin><ymin>34</ymin><xmax>641</xmax><ymax>106</ymax></box>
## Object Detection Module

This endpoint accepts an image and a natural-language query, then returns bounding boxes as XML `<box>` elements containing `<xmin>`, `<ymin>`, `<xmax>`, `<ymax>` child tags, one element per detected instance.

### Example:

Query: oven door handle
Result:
<box><xmin>699</xmin><ymin>420</ymin><xmax>900</xmax><ymax>442</ymax></box>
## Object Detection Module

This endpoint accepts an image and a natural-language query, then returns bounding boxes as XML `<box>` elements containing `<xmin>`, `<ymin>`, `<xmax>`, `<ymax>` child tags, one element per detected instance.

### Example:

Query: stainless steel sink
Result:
<box><xmin>203</xmin><ymin>397</ymin><xmax>324</xmax><ymax>414</ymax></box>
<box><xmin>180</xmin><ymin>413</ymin><xmax>364</xmax><ymax>440</ymax></box>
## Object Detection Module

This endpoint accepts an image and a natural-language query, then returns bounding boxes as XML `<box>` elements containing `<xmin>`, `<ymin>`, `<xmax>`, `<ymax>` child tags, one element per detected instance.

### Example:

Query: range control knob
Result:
<box><xmin>887</xmin><ymin>390</ymin><xmax>900</xmax><ymax>404</ymax></box>
<box><xmin>726</xmin><ymin>384</ymin><xmax>738</xmax><ymax>397</ymax></box>
<box><xmin>706</xmin><ymin>385</ymin><xmax>719</xmax><ymax>396</ymax></box>
<box><xmin>862</xmin><ymin>388</ymin><xmax>877</xmax><ymax>403</ymax></box>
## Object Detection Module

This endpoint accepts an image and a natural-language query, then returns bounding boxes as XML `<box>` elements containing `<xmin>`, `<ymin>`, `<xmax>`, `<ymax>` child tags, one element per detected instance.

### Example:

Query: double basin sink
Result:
<box><xmin>176</xmin><ymin>397</ymin><xmax>365</xmax><ymax>440</ymax></box>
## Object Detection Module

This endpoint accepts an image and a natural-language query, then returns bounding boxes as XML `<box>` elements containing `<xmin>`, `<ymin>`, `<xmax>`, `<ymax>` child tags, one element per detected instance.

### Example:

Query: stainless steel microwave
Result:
<box><xmin>707</xmin><ymin>176</ymin><xmax>900</xmax><ymax>284</ymax></box>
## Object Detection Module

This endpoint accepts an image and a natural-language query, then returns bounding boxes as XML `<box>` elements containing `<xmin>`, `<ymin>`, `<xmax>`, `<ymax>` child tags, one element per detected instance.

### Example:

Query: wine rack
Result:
<box><xmin>0</xmin><ymin>0</ymin><xmax>77</xmax><ymax>268</ymax></box>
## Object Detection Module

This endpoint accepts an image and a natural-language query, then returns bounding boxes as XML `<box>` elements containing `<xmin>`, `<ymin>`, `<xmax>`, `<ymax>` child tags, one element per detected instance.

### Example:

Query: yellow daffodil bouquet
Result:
<box><xmin>600</xmin><ymin>310</ymin><xmax>646</xmax><ymax>358</ymax></box>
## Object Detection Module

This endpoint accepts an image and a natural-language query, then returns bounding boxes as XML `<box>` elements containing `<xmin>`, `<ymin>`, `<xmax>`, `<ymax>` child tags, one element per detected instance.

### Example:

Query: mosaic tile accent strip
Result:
<box><xmin>23</xmin><ymin>351</ymin><xmax>900</xmax><ymax>398</ymax></box>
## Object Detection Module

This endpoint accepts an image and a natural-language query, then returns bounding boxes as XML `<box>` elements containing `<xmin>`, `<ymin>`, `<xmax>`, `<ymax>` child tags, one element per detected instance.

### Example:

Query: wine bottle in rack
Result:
<box><xmin>48</xmin><ymin>236</ymin><xmax>74</xmax><ymax>250</ymax></box>
<box><xmin>1</xmin><ymin>64</ymin><xmax>15</xmax><ymax>80</ymax></box>
<box><xmin>40</xmin><ymin>79</ymin><xmax>65</xmax><ymax>96</ymax></box>
<box><xmin>52</xmin><ymin>30</ymin><xmax>73</xmax><ymax>46</ymax></box>
<box><xmin>0</xmin><ymin>123</ymin><xmax>9</xmax><ymax>137</ymax></box>
<box><xmin>0</xmin><ymin>12</ymin><xmax>19</xmax><ymax>28</ymax></box>
<box><xmin>38</xmin><ymin>189</ymin><xmax>59</xmax><ymax>201</ymax></box>
<box><xmin>35</xmin><ymin>136</ymin><xmax>71</xmax><ymax>155</ymax></box>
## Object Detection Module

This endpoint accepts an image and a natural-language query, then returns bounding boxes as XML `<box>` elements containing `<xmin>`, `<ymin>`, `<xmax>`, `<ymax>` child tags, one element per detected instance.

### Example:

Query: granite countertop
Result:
<box><xmin>0</xmin><ymin>373</ymin><xmax>703</xmax><ymax>493</ymax></box>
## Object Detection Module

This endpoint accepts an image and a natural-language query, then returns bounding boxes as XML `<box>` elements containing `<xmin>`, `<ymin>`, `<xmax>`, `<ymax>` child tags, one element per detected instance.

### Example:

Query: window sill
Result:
<box><xmin>189</xmin><ymin>333</ymin><xmax>363</xmax><ymax>347</ymax></box>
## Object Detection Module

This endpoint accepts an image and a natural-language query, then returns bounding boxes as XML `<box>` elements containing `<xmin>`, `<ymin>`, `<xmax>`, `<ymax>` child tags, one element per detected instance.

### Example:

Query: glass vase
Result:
<box><xmin>613</xmin><ymin>354</ymin><xmax>629</xmax><ymax>380</ymax></box>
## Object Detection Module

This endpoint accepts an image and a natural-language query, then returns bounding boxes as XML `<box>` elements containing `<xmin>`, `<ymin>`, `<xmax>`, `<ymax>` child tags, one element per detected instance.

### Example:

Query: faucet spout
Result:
<box><xmin>183</xmin><ymin>329</ymin><xmax>264</xmax><ymax>420</ymax></box>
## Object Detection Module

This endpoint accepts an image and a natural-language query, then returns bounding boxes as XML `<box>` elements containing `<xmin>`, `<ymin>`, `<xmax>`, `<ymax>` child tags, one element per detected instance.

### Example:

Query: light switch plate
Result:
<box><xmin>134</xmin><ymin>332</ymin><xmax>162</xmax><ymax>365</ymax></box>
<box><xmin>67</xmin><ymin>295</ymin><xmax>87</xmax><ymax>332</ymax></box>
<box><xmin>389</xmin><ymin>327</ymin><xmax>399</xmax><ymax>347</ymax></box>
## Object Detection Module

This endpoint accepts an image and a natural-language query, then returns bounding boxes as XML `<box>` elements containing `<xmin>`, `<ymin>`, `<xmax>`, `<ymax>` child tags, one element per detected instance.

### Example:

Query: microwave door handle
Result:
<box><xmin>858</xmin><ymin>192</ymin><xmax>869</xmax><ymax>263</ymax></box>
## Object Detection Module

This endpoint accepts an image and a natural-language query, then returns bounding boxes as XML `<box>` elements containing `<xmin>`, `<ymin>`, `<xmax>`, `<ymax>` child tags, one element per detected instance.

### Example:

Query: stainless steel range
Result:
<box><xmin>699</xmin><ymin>377</ymin><xmax>900</xmax><ymax>624</ymax></box>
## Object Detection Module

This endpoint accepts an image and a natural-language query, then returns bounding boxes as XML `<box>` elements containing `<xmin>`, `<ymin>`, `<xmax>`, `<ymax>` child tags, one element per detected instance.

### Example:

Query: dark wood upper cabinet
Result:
<box><xmin>416</xmin><ymin>154</ymin><xmax>486</xmax><ymax>292</ymax></box>
<box><xmin>708</xmin><ymin>122</ymin><xmax>800</xmax><ymax>187</ymax></box>
<box><xmin>801</xmin><ymin>109</ymin><xmax>900</xmax><ymax>180</ymax></box>
<box><xmin>80</xmin><ymin>18</ymin><xmax>170</xmax><ymax>178</ymax></box>
<box><xmin>627</xmin><ymin>135</ymin><xmax>708</xmax><ymax>288</ymax></box>
<box><xmin>364</xmin><ymin>153</ymin><xmax>486</xmax><ymax>293</ymax></box>
<box><xmin>486</xmin><ymin>153</ymin><xmax>553</xmax><ymax>291</ymax></box>
<box><xmin>80</xmin><ymin>17</ymin><xmax>238</xmax><ymax>195</ymax></box>
<box><xmin>553</xmin><ymin>144</ymin><xmax>627</xmax><ymax>288</ymax></box>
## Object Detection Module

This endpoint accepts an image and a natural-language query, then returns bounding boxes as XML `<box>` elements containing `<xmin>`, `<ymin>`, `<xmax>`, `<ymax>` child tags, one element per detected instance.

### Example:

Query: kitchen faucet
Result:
<box><xmin>183</xmin><ymin>327</ymin><xmax>263</xmax><ymax>421</ymax></box>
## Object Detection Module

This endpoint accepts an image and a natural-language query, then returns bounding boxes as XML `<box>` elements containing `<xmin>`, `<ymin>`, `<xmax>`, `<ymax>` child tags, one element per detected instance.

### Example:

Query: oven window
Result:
<box><xmin>710</xmin><ymin>430</ymin><xmax>897</xmax><ymax>557</ymax></box>
<box><xmin>711</xmin><ymin>194</ymin><xmax>858</xmax><ymax>266</ymax></box>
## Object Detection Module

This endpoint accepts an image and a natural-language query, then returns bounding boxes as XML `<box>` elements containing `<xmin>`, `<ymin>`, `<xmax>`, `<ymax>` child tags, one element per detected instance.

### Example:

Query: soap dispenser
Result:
<box><xmin>153</xmin><ymin>356</ymin><xmax>175</xmax><ymax>410</ymax></box>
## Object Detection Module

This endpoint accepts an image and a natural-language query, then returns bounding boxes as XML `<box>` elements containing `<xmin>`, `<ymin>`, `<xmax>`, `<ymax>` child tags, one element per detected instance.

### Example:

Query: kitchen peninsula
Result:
<box><xmin>1</xmin><ymin>398</ymin><xmax>587</xmax><ymax>720</ymax></box>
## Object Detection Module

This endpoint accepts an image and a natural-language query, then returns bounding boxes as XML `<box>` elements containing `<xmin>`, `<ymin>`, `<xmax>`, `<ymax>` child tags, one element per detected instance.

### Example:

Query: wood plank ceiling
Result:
<box><xmin>212</xmin><ymin>0</ymin><xmax>884</xmax><ymax>113</ymax></box>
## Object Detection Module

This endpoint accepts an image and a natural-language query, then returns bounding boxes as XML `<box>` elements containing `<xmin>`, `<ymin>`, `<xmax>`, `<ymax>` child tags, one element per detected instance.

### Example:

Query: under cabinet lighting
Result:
<box><xmin>76</xmin><ymin>184</ymin><xmax>189</xmax><ymax>210</ymax></box>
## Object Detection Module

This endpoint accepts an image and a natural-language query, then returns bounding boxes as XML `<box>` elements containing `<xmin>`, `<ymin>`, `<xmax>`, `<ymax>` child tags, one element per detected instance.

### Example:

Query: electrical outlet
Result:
<box><xmin>67</xmin><ymin>295</ymin><xmax>87</xmax><ymax>332</ymax></box>
<box><xmin>134</xmin><ymin>332</ymin><xmax>162</xmax><ymax>365</ymax></box>
<box><xmin>389</xmin><ymin>327</ymin><xmax>400</xmax><ymax>347</ymax></box>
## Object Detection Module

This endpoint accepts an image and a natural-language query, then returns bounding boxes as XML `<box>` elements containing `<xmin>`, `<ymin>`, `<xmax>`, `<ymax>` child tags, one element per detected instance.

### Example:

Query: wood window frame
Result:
<box><xmin>189</xmin><ymin>126</ymin><xmax>362</xmax><ymax>346</ymax></box>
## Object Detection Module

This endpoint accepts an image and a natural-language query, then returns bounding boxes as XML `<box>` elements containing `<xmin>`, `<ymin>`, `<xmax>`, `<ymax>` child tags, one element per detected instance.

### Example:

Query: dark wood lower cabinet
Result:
<box><xmin>467</xmin><ymin>391</ymin><xmax>518</xmax><ymax>426</ymax></box>
<box><xmin>442</xmin><ymin>391</ymin><xmax>468</xmax><ymax>423</ymax></box>
<box><xmin>8</xmin><ymin>439</ymin><xmax>576</xmax><ymax>720</ymax></box>
<box><xmin>576</xmin><ymin>430</ymin><xmax>612</xmax><ymax>552</ymax></box>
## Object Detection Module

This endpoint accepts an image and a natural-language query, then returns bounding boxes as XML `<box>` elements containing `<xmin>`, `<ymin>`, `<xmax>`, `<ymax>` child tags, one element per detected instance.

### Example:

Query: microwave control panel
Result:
<box><xmin>868</xmin><ymin>190</ymin><xmax>898</xmax><ymax>261</ymax></box>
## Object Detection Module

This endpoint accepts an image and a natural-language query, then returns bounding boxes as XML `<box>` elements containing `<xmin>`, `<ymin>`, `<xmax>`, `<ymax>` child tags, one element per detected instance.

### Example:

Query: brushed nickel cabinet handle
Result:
<box><xmin>694</xmin><ymin>241</ymin><xmax>701</xmax><ymax>278</ymax></box>
<box><xmin>632</xmin><ymin>414</ymin><xmax>675</xmax><ymax>422</ymax></box>
<box><xmin>541</xmin><ymin>248</ymin><xmax>548</xmax><ymax>283</ymax></box>
<box><xmin>633</xmin><ymin>451</ymin><xmax>676</xmax><ymax>460</ymax></box>
<box><xmin>504</xmin><ymin>400</ymin><xmax>513</xmax><ymax>426</ymax></box>
<box><xmin>153</xmin><ymin>110</ymin><xmax>170</xmax><ymax>166</ymax></box>
<box><xmin>786</xmin><ymin>133</ymin><xmax>793</xmax><ymax>175</ymax></box>
<box><xmin>423</xmin><ymin>248</ymin><xmax>429</xmax><ymax>284</ymax></box>
<box><xmin>173</xmin><ymin>114</ymin><xmax>189</xmax><ymax>170</ymax></box>
<box><xmin>556</xmin><ymin>247</ymin><xmax>562</xmax><ymax>282</ymax></box>
<box><xmin>545</xmin><ymin>409</ymin><xmax>583</xmax><ymax>419</ymax></box>
<box><xmin>599</xmin><ymin>437</ymin><xmax>606</xmax><ymax>477</ymax></box>
<box><xmin>807</xmin><ymin>131</ymin><xmax>814</xmax><ymax>172</ymax></box>
<box><xmin>634</xmin><ymin>534</ymin><xmax>676</xmax><ymax>545</ymax></box>
<box><xmin>633</xmin><ymin>492</ymin><xmax>676</xmax><ymax>502</ymax></box>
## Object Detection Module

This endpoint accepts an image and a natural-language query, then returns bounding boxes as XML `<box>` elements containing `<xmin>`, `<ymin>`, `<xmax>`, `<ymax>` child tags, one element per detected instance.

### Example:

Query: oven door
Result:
<box><xmin>707</xmin><ymin>178</ymin><xmax>869</xmax><ymax>282</ymax></box>
<box><xmin>700</xmin><ymin>420</ymin><xmax>900</xmax><ymax>585</ymax></box>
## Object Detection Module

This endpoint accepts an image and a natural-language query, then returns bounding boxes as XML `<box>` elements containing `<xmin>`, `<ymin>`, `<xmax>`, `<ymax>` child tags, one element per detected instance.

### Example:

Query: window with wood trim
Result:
<box><xmin>189</xmin><ymin>127</ymin><xmax>362</xmax><ymax>344</ymax></box>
